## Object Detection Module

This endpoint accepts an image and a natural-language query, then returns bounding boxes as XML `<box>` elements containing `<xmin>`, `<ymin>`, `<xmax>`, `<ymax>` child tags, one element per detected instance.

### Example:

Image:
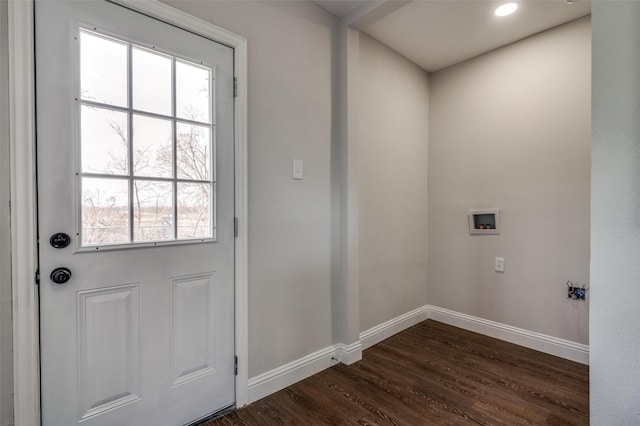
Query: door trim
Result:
<box><xmin>8</xmin><ymin>1</ymin><xmax>249</xmax><ymax>424</ymax></box>
<box><xmin>8</xmin><ymin>1</ymin><xmax>40</xmax><ymax>425</ymax></box>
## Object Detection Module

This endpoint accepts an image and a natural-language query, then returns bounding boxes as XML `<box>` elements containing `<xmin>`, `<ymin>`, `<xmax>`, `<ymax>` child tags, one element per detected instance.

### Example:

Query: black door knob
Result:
<box><xmin>50</xmin><ymin>267</ymin><xmax>72</xmax><ymax>284</ymax></box>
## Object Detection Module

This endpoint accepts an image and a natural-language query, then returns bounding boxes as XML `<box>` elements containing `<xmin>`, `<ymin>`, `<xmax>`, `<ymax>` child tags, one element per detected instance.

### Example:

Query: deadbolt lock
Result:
<box><xmin>50</xmin><ymin>232</ymin><xmax>71</xmax><ymax>249</ymax></box>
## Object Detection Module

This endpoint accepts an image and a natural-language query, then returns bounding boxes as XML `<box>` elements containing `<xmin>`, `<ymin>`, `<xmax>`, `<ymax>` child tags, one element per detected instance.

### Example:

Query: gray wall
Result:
<box><xmin>428</xmin><ymin>18</ymin><xmax>591</xmax><ymax>344</ymax></box>
<box><xmin>0</xmin><ymin>1</ymin><xmax>14</xmax><ymax>424</ymax></box>
<box><xmin>591</xmin><ymin>2</ymin><xmax>640</xmax><ymax>423</ymax></box>
<box><xmin>161</xmin><ymin>0</ymin><xmax>338</xmax><ymax>377</ymax></box>
<box><xmin>0</xmin><ymin>2</ymin><xmax>600</xmax><ymax>420</ymax></box>
<box><xmin>358</xmin><ymin>33</ymin><xmax>429</xmax><ymax>332</ymax></box>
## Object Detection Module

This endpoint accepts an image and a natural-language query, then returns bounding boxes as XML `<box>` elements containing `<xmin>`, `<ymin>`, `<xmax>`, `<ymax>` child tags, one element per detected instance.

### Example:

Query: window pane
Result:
<box><xmin>80</xmin><ymin>31</ymin><xmax>128</xmax><ymax>107</ymax></box>
<box><xmin>176</xmin><ymin>60</ymin><xmax>211</xmax><ymax>123</ymax></box>
<box><xmin>133</xmin><ymin>180</ymin><xmax>173</xmax><ymax>242</ymax></box>
<box><xmin>133</xmin><ymin>115</ymin><xmax>173</xmax><ymax>178</ymax></box>
<box><xmin>82</xmin><ymin>178</ymin><xmax>129</xmax><ymax>245</ymax></box>
<box><xmin>132</xmin><ymin>47</ymin><xmax>172</xmax><ymax>115</ymax></box>
<box><xmin>78</xmin><ymin>30</ymin><xmax>217</xmax><ymax>247</ymax></box>
<box><xmin>177</xmin><ymin>183</ymin><xmax>211</xmax><ymax>239</ymax></box>
<box><xmin>81</xmin><ymin>106</ymin><xmax>128</xmax><ymax>175</ymax></box>
<box><xmin>176</xmin><ymin>122</ymin><xmax>211</xmax><ymax>181</ymax></box>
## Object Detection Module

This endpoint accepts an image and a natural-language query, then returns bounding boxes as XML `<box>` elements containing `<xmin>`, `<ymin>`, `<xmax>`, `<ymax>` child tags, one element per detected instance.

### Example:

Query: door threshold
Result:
<box><xmin>185</xmin><ymin>404</ymin><xmax>236</xmax><ymax>426</ymax></box>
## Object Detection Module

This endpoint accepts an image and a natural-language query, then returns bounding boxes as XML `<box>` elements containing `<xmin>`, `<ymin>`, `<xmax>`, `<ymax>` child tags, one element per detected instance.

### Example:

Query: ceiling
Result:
<box><xmin>314</xmin><ymin>0</ymin><xmax>369</xmax><ymax>18</ymax></box>
<box><xmin>314</xmin><ymin>0</ymin><xmax>591</xmax><ymax>72</ymax></box>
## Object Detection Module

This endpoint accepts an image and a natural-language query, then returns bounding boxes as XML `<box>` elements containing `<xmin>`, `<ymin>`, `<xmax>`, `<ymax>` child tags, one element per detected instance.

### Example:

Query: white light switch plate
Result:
<box><xmin>495</xmin><ymin>257</ymin><xmax>505</xmax><ymax>272</ymax></box>
<box><xmin>292</xmin><ymin>159</ymin><xmax>303</xmax><ymax>180</ymax></box>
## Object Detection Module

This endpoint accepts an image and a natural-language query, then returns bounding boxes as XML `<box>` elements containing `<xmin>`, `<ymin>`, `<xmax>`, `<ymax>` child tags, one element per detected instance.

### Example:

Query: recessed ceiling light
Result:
<box><xmin>495</xmin><ymin>3</ymin><xmax>518</xmax><ymax>16</ymax></box>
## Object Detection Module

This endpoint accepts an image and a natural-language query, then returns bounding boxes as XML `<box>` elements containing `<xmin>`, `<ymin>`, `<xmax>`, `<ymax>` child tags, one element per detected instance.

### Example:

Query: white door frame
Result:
<box><xmin>7</xmin><ymin>1</ymin><xmax>249</xmax><ymax>424</ymax></box>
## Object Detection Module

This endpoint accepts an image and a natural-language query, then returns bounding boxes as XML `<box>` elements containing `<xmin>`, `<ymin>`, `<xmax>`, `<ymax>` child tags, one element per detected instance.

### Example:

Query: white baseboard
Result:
<box><xmin>247</xmin><ymin>339</ymin><xmax>363</xmax><ymax>403</ymax></box>
<box><xmin>336</xmin><ymin>341</ymin><xmax>363</xmax><ymax>365</ymax></box>
<box><xmin>427</xmin><ymin>305</ymin><xmax>589</xmax><ymax>365</ymax></box>
<box><xmin>247</xmin><ymin>304</ymin><xmax>589</xmax><ymax>404</ymax></box>
<box><xmin>359</xmin><ymin>305</ymin><xmax>430</xmax><ymax>350</ymax></box>
<box><xmin>247</xmin><ymin>345</ymin><xmax>340</xmax><ymax>403</ymax></box>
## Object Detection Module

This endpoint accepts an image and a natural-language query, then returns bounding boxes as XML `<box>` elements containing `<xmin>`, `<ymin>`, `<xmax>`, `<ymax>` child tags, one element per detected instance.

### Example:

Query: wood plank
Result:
<box><xmin>204</xmin><ymin>320</ymin><xmax>589</xmax><ymax>425</ymax></box>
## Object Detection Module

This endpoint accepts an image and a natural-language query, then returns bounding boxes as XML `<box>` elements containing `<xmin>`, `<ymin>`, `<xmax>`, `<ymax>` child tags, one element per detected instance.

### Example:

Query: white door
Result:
<box><xmin>35</xmin><ymin>1</ymin><xmax>236</xmax><ymax>425</ymax></box>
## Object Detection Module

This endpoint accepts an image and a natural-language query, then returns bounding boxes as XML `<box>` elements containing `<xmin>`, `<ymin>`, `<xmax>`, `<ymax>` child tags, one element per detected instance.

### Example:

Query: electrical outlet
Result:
<box><xmin>495</xmin><ymin>257</ymin><xmax>504</xmax><ymax>272</ymax></box>
<box><xmin>568</xmin><ymin>286</ymin><xmax>586</xmax><ymax>301</ymax></box>
<box><xmin>567</xmin><ymin>281</ymin><xmax>587</xmax><ymax>301</ymax></box>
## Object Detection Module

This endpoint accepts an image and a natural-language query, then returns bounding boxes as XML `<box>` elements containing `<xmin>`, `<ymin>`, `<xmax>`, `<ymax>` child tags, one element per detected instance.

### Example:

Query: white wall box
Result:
<box><xmin>468</xmin><ymin>209</ymin><xmax>500</xmax><ymax>235</ymax></box>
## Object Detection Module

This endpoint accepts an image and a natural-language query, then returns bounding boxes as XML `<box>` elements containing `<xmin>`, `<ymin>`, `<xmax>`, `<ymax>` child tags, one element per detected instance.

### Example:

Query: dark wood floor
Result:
<box><xmin>206</xmin><ymin>320</ymin><xmax>589</xmax><ymax>425</ymax></box>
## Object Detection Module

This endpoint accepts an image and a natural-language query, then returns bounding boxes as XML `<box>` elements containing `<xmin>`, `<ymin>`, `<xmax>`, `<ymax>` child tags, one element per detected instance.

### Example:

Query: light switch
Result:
<box><xmin>292</xmin><ymin>159</ymin><xmax>303</xmax><ymax>180</ymax></box>
<box><xmin>495</xmin><ymin>257</ymin><xmax>505</xmax><ymax>272</ymax></box>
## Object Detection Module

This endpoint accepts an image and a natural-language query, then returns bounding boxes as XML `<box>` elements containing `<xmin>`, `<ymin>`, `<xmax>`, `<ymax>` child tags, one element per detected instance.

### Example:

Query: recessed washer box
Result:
<box><xmin>468</xmin><ymin>209</ymin><xmax>500</xmax><ymax>235</ymax></box>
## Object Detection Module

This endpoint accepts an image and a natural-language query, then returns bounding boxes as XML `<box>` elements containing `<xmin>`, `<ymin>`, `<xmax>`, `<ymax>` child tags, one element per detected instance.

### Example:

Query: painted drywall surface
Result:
<box><xmin>0</xmin><ymin>2</ymin><xmax>14</xmax><ymax>424</ymax></box>
<box><xmin>358</xmin><ymin>33</ymin><xmax>429</xmax><ymax>332</ymax></box>
<box><xmin>161</xmin><ymin>0</ymin><xmax>337</xmax><ymax>377</ymax></box>
<box><xmin>428</xmin><ymin>18</ymin><xmax>591</xmax><ymax>344</ymax></box>
<box><xmin>332</xmin><ymin>24</ymin><xmax>360</xmax><ymax>348</ymax></box>
<box><xmin>591</xmin><ymin>3</ymin><xmax>640</xmax><ymax>423</ymax></box>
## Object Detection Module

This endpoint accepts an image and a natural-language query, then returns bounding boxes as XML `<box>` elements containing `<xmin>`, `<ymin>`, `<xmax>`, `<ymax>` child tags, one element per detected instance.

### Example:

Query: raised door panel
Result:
<box><xmin>77</xmin><ymin>284</ymin><xmax>141</xmax><ymax>421</ymax></box>
<box><xmin>171</xmin><ymin>273</ymin><xmax>216</xmax><ymax>386</ymax></box>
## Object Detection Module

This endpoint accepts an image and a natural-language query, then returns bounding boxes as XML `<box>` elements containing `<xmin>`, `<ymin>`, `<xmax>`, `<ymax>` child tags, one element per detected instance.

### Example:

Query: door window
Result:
<box><xmin>78</xmin><ymin>29</ymin><xmax>215</xmax><ymax>247</ymax></box>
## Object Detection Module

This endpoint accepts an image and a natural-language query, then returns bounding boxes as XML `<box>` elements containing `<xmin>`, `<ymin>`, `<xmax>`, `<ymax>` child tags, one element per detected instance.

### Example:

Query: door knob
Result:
<box><xmin>50</xmin><ymin>267</ymin><xmax>72</xmax><ymax>284</ymax></box>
